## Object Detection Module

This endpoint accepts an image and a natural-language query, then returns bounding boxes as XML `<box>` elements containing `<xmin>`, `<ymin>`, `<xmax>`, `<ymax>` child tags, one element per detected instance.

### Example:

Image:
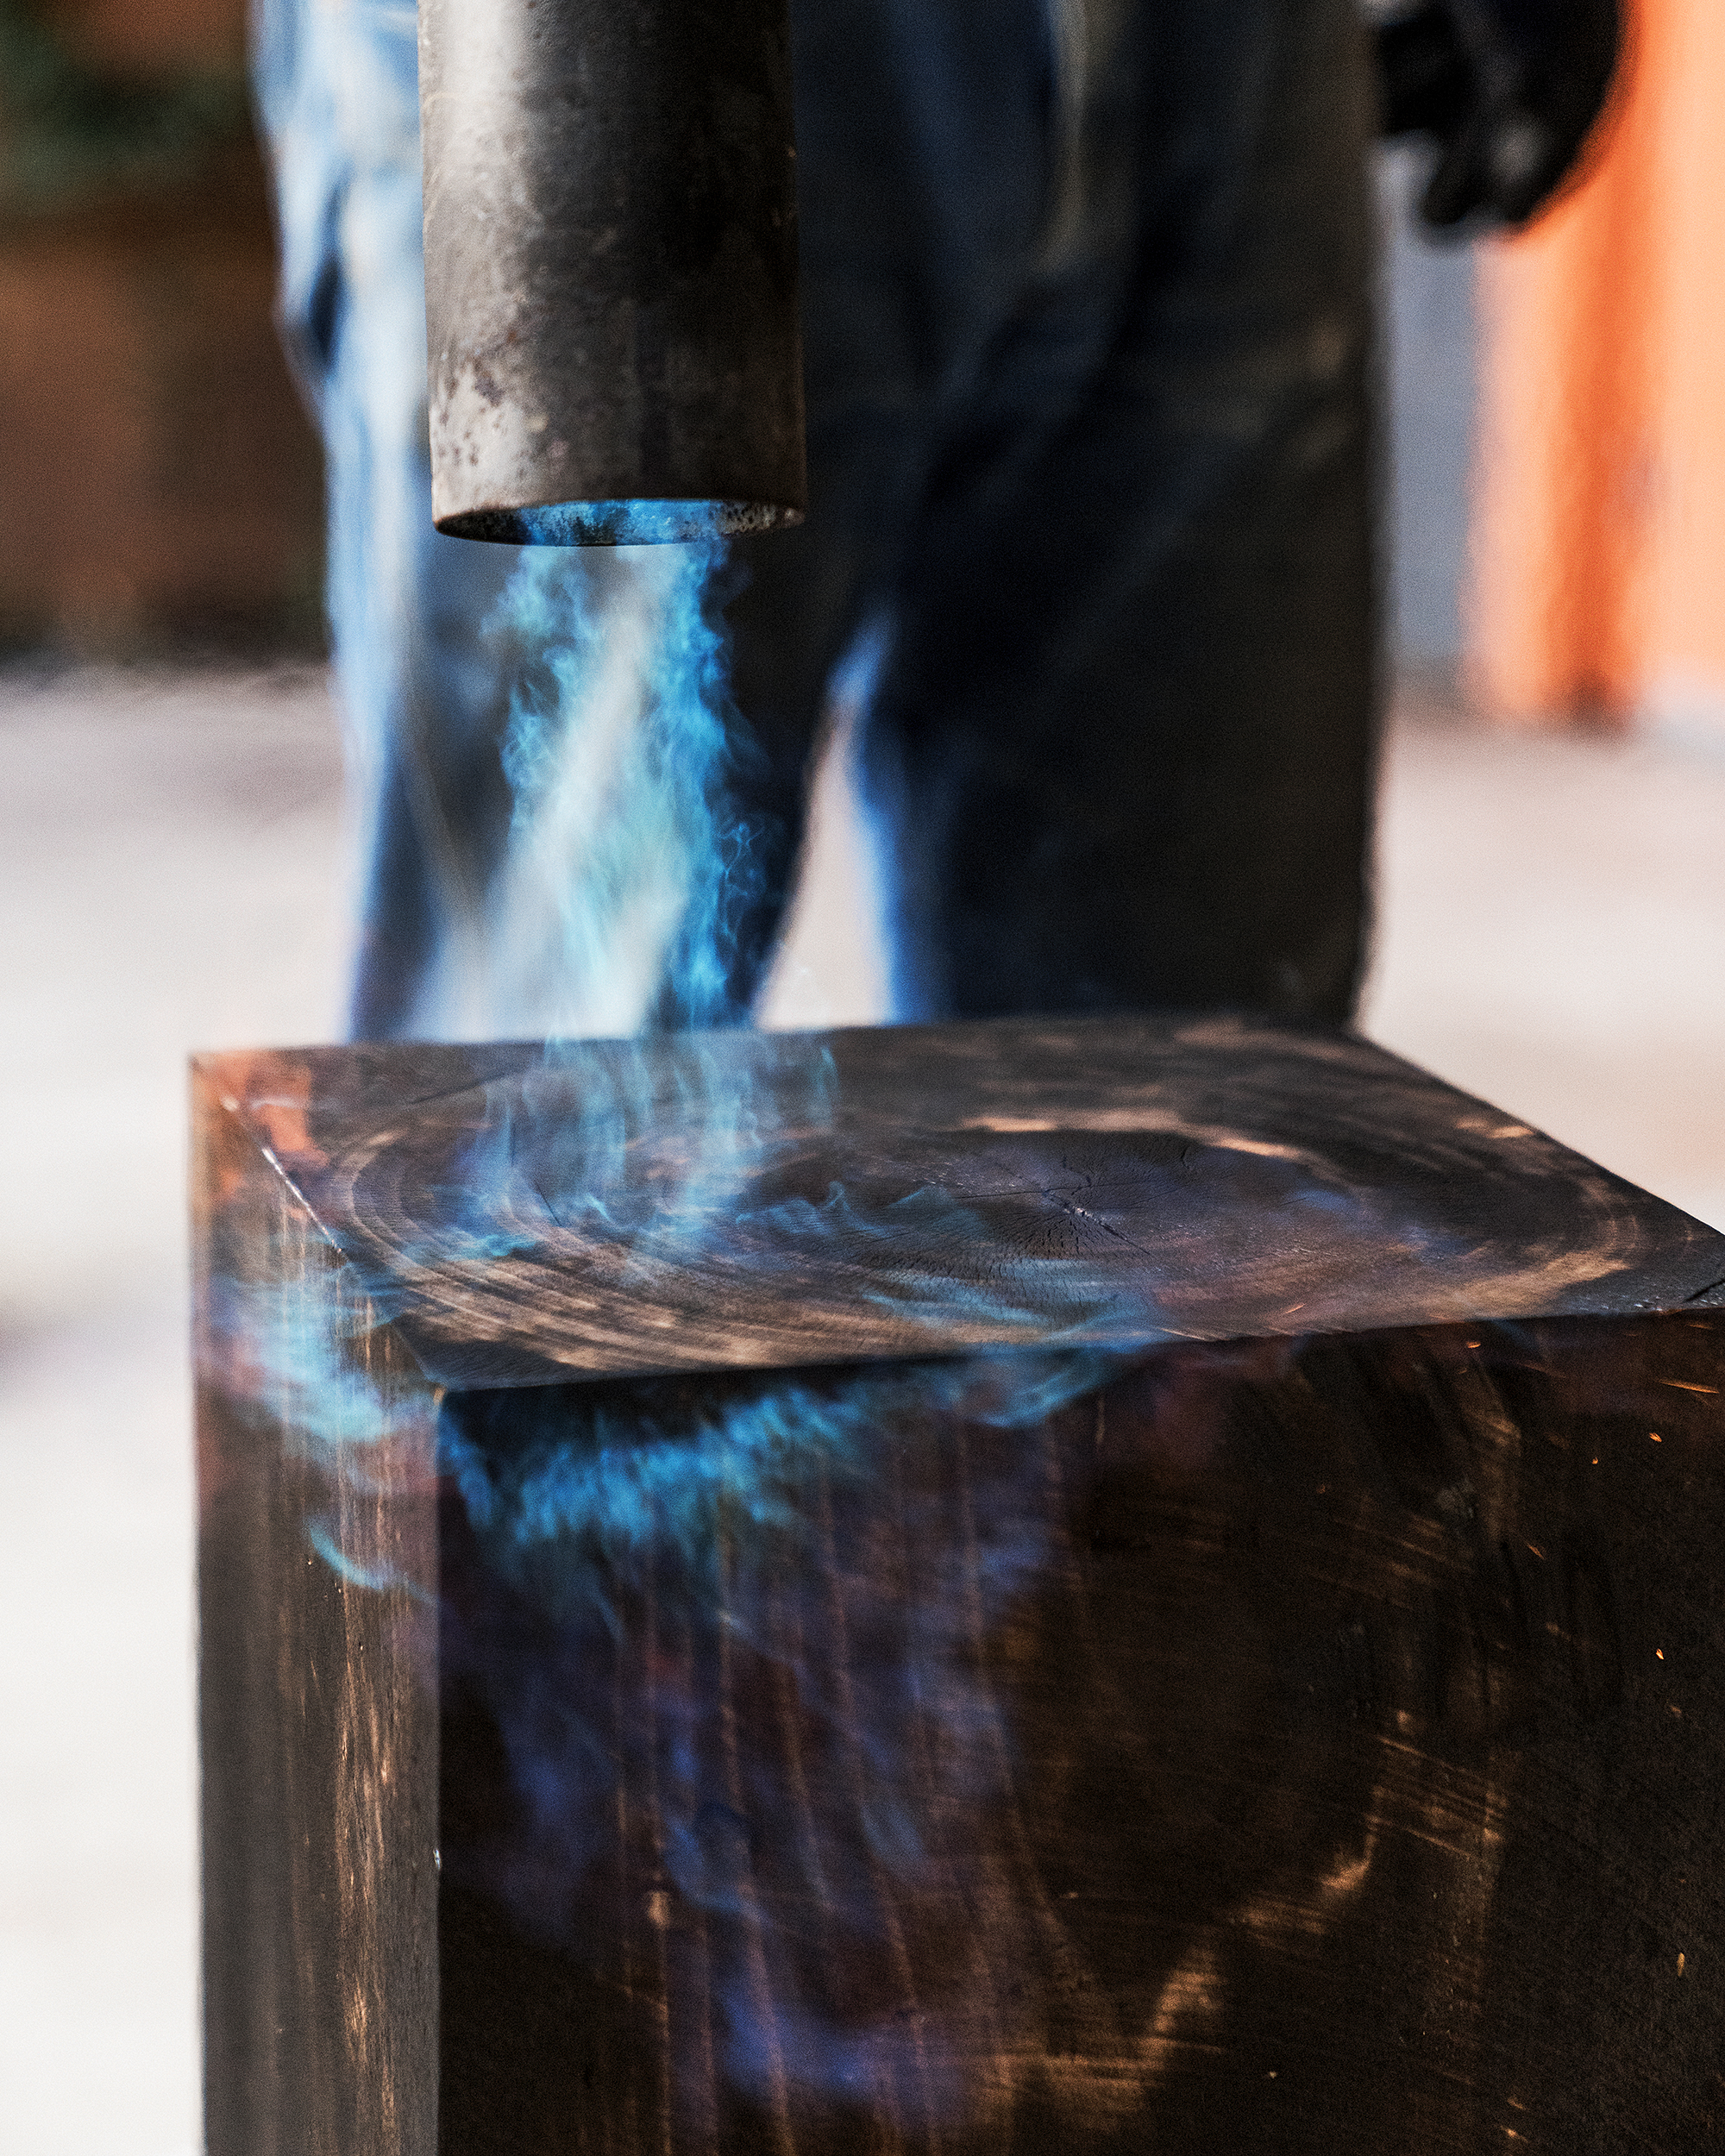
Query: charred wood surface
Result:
<box><xmin>191</xmin><ymin>1025</ymin><xmax>1725</xmax><ymax>2153</ymax></box>
<box><xmin>432</xmin><ymin>1319</ymin><xmax>1725</xmax><ymax>2155</ymax></box>
<box><xmin>198</xmin><ymin>1017</ymin><xmax>1725</xmax><ymax>1388</ymax></box>
<box><xmin>195</xmin><ymin>1063</ymin><xmax>440</xmax><ymax>2156</ymax></box>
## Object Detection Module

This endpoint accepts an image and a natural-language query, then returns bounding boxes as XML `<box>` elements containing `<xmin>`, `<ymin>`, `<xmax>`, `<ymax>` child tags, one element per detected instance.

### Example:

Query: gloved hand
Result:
<box><xmin>1371</xmin><ymin>0</ymin><xmax>1622</xmax><ymax>231</ymax></box>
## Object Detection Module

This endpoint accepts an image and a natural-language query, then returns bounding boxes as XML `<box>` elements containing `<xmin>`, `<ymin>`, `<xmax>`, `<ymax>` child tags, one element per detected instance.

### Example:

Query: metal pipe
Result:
<box><xmin>418</xmin><ymin>0</ymin><xmax>806</xmax><ymax>545</ymax></box>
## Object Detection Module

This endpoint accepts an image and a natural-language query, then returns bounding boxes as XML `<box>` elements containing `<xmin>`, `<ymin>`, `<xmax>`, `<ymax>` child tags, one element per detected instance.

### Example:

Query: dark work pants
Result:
<box><xmin>255</xmin><ymin>0</ymin><xmax>1378</xmax><ymax>1038</ymax></box>
<box><xmin>722</xmin><ymin>0</ymin><xmax>1379</xmax><ymax>1026</ymax></box>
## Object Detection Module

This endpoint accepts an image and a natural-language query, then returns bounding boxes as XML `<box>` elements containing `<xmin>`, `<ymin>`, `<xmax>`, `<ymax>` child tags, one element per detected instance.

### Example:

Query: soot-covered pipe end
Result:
<box><xmin>419</xmin><ymin>0</ymin><xmax>807</xmax><ymax>548</ymax></box>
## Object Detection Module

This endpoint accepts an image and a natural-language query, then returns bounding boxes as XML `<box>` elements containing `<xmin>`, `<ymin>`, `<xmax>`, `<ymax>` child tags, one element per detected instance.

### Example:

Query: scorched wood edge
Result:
<box><xmin>193</xmin><ymin>1017</ymin><xmax>1725</xmax><ymax>2154</ymax></box>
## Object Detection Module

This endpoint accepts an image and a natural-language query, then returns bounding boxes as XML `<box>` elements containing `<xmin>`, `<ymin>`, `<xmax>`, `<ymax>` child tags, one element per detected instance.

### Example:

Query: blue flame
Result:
<box><xmin>441</xmin><ymin>1345</ymin><xmax>1124</xmax><ymax>1604</ymax></box>
<box><xmin>205</xmin><ymin>510</ymin><xmax>1195</xmax><ymax>2133</ymax></box>
<box><xmin>515</xmin><ymin>500</ymin><xmax>761</xmax><ymax>547</ymax></box>
<box><xmin>443</xmin><ymin>531</ymin><xmax>762</xmax><ymax>1039</ymax></box>
<box><xmin>206</xmin><ymin>1268</ymin><xmax>434</xmax><ymax>1595</ymax></box>
<box><xmin>436</xmin><ymin>1343</ymin><xmax>1135</xmax><ymax>2125</ymax></box>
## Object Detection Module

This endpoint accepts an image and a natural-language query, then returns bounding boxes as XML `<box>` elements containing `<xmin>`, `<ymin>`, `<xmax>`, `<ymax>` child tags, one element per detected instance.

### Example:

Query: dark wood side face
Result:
<box><xmin>194</xmin><ymin>1061</ymin><xmax>441</xmax><ymax>2156</ymax></box>
<box><xmin>434</xmin><ymin>1316</ymin><xmax>1725</xmax><ymax>2156</ymax></box>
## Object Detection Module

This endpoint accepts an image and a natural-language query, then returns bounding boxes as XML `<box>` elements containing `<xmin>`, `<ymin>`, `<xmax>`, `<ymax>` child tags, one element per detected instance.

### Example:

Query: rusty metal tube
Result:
<box><xmin>417</xmin><ymin>0</ymin><xmax>806</xmax><ymax>545</ymax></box>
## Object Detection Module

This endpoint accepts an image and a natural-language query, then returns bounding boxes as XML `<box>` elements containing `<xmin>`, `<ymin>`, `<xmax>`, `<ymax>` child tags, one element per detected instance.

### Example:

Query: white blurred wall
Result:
<box><xmin>1380</xmin><ymin>141</ymin><xmax>1479</xmax><ymax>672</ymax></box>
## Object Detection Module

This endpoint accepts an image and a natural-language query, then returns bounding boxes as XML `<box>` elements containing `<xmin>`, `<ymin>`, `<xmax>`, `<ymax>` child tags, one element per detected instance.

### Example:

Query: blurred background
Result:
<box><xmin>0</xmin><ymin>0</ymin><xmax>319</xmax><ymax>649</ymax></box>
<box><xmin>1</xmin><ymin>2</ymin><xmax>1722</xmax><ymax>2151</ymax></box>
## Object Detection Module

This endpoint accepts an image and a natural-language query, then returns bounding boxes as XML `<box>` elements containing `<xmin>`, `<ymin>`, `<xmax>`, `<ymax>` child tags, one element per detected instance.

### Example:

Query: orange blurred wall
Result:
<box><xmin>1468</xmin><ymin>0</ymin><xmax>1725</xmax><ymax>728</ymax></box>
<box><xmin>0</xmin><ymin>0</ymin><xmax>322</xmax><ymax>647</ymax></box>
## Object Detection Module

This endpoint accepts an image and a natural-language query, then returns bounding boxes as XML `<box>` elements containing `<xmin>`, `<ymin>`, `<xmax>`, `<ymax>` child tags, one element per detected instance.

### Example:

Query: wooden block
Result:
<box><xmin>194</xmin><ymin>1018</ymin><xmax>1725</xmax><ymax>2153</ymax></box>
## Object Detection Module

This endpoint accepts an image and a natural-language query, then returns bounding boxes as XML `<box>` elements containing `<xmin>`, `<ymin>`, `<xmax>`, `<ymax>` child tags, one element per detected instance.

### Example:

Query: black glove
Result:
<box><xmin>1371</xmin><ymin>0</ymin><xmax>1622</xmax><ymax>231</ymax></box>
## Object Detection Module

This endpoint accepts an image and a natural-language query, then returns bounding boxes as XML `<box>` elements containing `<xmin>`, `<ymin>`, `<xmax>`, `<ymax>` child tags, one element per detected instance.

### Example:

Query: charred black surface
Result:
<box><xmin>424</xmin><ymin>1319</ymin><xmax>1725</xmax><ymax>2153</ymax></box>
<box><xmin>191</xmin><ymin>1028</ymin><xmax>1725</xmax><ymax>2153</ymax></box>
<box><xmin>417</xmin><ymin>0</ymin><xmax>806</xmax><ymax>542</ymax></box>
<box><xmin>212</xmin><ymin>1017</ymin><xmax>1725</xmax><ymax>1388</ymax></box>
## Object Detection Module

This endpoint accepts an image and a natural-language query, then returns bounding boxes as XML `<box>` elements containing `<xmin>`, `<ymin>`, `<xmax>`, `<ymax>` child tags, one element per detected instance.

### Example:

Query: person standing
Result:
<box><xmin>251</xmin><ymin>0</ymin><xmax>1618</xmax><ymax>1041</ymax></box>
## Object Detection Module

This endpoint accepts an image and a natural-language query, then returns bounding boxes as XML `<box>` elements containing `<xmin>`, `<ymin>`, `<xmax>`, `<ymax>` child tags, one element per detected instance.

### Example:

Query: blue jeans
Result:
<box><xmin>254</xmin><ymin>0</ymin><xmax>1377</xmax><ymax>1040</ymax></box>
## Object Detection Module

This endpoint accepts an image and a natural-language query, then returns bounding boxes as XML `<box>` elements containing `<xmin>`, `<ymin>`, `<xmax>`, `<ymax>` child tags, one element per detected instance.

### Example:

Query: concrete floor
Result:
<box><xmin>2</xmin><ymin>661</ymin><xmax>1722</xmax><ymax>2156</ymax></box>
